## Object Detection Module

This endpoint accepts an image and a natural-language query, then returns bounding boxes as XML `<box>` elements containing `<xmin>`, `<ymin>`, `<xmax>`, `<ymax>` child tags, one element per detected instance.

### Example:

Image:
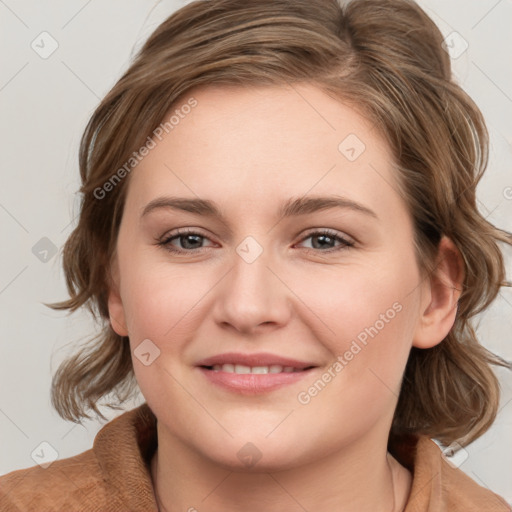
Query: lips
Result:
<box><xmin>195</xmin><ymin>352</ymin><xmax>318</xmax><ymax>394</ymax></box>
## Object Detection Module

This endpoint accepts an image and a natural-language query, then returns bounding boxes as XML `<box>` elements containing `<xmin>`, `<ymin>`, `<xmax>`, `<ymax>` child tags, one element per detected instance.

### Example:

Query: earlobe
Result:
<box><xmin>107</xmin><ymin>256</ymin><xmax>129</xmax><ymax>337</ymax></box>
<box><xmin>412</xmin><ymin>236</ymin><xmax>464</xmax><ymax>349</ymax></box>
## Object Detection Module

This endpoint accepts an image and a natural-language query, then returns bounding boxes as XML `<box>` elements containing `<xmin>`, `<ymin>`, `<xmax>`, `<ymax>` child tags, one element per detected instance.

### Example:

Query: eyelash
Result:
<box><xmin>156</xmin><ymin>228</ymin><xmax>355</xmax><ymax>255</ymax></box>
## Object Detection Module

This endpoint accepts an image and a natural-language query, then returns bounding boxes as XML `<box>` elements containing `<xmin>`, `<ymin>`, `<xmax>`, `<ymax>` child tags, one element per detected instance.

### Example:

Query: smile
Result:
<box><xmin>208</xmin><ymin>364</ymin><xmax>306</xmax><ymax>374</ymax></box>
<box><xmin>196</xmin><ymin>352</ymin><xmax>318</xmax><ymax>394</ymax></box>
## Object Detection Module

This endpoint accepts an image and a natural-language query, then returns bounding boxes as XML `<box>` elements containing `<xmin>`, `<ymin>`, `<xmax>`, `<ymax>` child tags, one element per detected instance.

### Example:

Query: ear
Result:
<box><xmin>107</xmin><ymin>252</ymin><xmax>129</xmax><ymax>337</ymax></box>
<box><xmin>412</xmin><ymin>236</ymin><xmax>464</xmax><ymax>349</ymax></box>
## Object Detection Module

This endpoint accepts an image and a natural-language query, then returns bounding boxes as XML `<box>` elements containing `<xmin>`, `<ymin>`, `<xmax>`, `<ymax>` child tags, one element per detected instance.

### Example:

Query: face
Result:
<box><xmin>108</xmin><ymin>83</ymin><xmax>431</xmax><ymax>470</ymax></box>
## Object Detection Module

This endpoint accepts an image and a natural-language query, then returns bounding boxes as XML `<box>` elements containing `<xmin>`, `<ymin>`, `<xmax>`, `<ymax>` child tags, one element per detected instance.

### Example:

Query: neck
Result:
<box><xmin>151</xmin><ymin>425</ymin><xmax>411</xmax><ymax>512</ymax></box>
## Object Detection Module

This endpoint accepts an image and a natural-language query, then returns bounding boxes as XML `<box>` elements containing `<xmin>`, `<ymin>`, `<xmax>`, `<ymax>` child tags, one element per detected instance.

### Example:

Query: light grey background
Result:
<box><xmin>1</xmin><ymin>0</ymin><xmax>511</xmax><ymax>504</ymax></box>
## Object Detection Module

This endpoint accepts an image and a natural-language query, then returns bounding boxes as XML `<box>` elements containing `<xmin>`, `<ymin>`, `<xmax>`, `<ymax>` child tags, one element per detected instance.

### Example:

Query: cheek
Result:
<box><xmin>288</xmin><ymin>285</ymin><xmax>419</xmax><ymax>457</ymax></box>
<box><xmin>119</xmin><ymin>253</ymin><xmax>219</xmax><ymax>349</ymax></box>
<box><xmin>299</xmin><ymin>254</ymin><xmax>418</xmax><ymax>339</ymax></box>
<box><xmin>293</xmin><ymin>253</ymin><xmax>421</xmax><ymax>389</ymax></box>
<box><xmin>121</xmin><ymin>240</ymin><xmax>420</xmax><ymax>349</ymax></box>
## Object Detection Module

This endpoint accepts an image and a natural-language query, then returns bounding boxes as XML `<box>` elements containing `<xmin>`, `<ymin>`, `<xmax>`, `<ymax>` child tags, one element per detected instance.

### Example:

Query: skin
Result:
<box><xmin>108</xmin><ymin>83</ymin><xmax>463</xmax><ymax>512</ymax></box>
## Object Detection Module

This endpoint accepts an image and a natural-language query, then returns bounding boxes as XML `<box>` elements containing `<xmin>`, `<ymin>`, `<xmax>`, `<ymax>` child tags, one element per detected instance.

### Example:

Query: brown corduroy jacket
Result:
<box><xmin>0</xmin><ymin>403</ymin><xmax>509</xmax><ymax>511</ymax></box>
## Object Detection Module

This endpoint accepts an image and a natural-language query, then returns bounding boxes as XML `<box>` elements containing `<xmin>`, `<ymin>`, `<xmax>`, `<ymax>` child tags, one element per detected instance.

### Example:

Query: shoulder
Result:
<box><xmin>0</xmin><ymin>403</ymin><xmax>158</xmax><ymax>512</ymax></box>
<box><xmin>399</xmin><ymin>436</ymin><xmax>511</xmax><ymax>512</ymax></box>
<box><xmin>0</xmin><ymin>449</ymin><xmax>109</xmax><ymax>511</ymax></box>
<box><xmin>435</xmin><ymin>446</ymin><xmax>511</xmax><ymax>511</ymax></box>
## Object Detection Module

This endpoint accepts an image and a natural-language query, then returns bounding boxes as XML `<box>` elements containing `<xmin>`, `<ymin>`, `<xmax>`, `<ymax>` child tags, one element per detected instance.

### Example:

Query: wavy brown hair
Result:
<box><xmin>49</xmin><ymin>0</ymin><xmax>511</xmax><ymax>446</ymax></box>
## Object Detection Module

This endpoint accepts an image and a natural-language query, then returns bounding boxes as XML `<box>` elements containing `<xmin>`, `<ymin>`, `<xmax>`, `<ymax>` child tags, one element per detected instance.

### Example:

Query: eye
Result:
<box><xmin>156</xmin><ymin>228</ymin><xmax>355</xmax><ymax>255</ymax></box>
<box><xmin>296</xmin><ymin>229</ymin><xmax>354</xmax><ymax>252</ymax></box>
<box><xmin>157</xmin><ymin>228</ymin><xmax>216</xmax><ymax>254</ymax></box>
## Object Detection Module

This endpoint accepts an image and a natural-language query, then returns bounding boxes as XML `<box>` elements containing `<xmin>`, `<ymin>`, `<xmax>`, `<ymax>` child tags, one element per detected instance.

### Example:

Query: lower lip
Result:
<box><xmin>197</xmin><ymin>367</ymin><xmax>315</xmax><ymax>394</ymax></box>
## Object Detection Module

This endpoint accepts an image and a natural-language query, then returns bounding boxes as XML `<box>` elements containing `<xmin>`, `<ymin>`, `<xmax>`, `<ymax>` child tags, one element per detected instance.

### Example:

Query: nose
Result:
<box><xmin>212</xmin><ymin>244</ymin><xmax>292</xmax><ymax>335</ymax></box>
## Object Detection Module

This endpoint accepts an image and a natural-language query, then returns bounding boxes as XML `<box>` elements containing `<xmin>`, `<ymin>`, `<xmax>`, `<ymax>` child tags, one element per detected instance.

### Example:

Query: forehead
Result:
<box><xmin>125</xmin><ymin>83</ymin><xmax>406</xmax><ymax>224</ymax></box>
<box><xmin>157</xmin><ymin>83</ymin><xmax>387</xmax><ymax>170</ymax></box>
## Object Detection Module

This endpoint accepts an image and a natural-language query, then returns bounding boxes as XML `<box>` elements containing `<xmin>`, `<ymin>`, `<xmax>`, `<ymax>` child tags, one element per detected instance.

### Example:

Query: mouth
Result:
<box><xmin>202</xmin><ymin>363</ymin><xmax>314</xmax><ymax>374</ymax></box>
<box><xmin>195</xmin><ymin>352</ymin><xmax>318</xmax><ymax>394</ymax></box>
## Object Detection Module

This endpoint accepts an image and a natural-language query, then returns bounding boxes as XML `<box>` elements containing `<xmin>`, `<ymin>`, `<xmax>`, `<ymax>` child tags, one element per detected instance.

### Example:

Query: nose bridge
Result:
<box><xmin>232</xmin><ymin>246</ymin><xmax>270</xmax><ymax>297</ymax></box>
<box><xmin>213</xmin><ymin>239</ymin><xmax>290</xmax><ymax>332</ymax></box>
<box><xmin>230</xmin><ymin>242</ymin><xmax>275</xmax><ymax>307</ymax></box>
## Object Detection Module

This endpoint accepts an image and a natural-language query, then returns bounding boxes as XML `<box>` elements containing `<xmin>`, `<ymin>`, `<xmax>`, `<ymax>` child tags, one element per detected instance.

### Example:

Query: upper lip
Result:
<box><xmin>196</xmin><ymin>352</ymin><xmax>317</xmax><ymax>369</ymax></box>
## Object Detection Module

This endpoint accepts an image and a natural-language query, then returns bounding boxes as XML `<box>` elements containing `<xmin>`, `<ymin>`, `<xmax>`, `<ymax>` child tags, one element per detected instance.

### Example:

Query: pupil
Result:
<box><xmin>182</xmin><ymin>234</ymin><xmax>202</xmax><ymax>249</ymax></box>
<box><xmin>313</xmin><ymin>234</ymin><xmax>333</xmax><ymax>249</ymax></box>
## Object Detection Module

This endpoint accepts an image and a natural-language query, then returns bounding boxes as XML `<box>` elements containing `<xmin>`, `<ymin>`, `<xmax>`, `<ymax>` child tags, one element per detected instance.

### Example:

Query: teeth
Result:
<box><xmin>251</xmin><ymin>366</ymin><xmax>269</xmax><ymax>374</ymax></box>
<box><xmin>210</xmin><ymin>364</ymin><xmax>302</xmax><ymax>374</ymax></box>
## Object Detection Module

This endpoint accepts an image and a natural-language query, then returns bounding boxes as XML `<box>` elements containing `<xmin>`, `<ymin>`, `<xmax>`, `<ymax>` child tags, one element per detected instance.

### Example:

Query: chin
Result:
<box><xmin>209</xmin><ymin>448</ymin><xmax>306</xmax><ymax>473</ymax></box>
<box><xmin>197</xmin><ymin>434</ymin><xmax>313</xmax><ymax>473</ymax></box>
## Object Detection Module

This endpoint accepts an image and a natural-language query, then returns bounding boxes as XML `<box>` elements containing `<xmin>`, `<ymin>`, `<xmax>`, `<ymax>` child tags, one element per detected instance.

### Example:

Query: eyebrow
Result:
<box><xmin>140</xmin><ymin>195</ymin><xmax>378</xmax><ymax>222</ymax></box>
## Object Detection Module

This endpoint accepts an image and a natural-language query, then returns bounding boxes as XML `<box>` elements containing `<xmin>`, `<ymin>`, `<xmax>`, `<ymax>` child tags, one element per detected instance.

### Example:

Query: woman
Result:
<box><xmin>1</xmin><ymin>0</ymin><xmax>510</xmax><ymax>510</ymax></box>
